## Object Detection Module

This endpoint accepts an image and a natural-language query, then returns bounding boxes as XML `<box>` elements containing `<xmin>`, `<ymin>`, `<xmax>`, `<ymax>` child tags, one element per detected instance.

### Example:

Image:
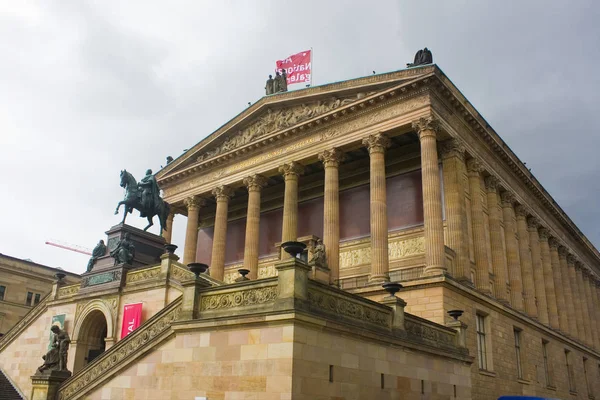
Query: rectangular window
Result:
<box><xmin>542</xmin><ymin>340</ymin><xmax>551</xmax><ymax>387</ymax></box>
<box><xmin>34</xmin><ymin>293</ymin><xmax>41</xmax><ymax>305</ymax></box>
<box><xmin>514</xmin><ymin>329</ymin><xmax>523</xmax><ymax>379</ymax></box>
<box><xmin>26</xmin><ymin>291</ymin><xmax>33</xmax><ymax>306</ymax></box>
<box><xmin>476</xmin><ymin>314</ymin><xmax>488</xmax><ymax>370</ymax></box>
<box><xmin>565</xmin><ymin>350</ymin><xmax>575</xmax><ymax>392</ymax></box>
<box><xmin>0</xmin><ymin>285</ymin><xmax>5</xmax><ymax>301</ymax></box>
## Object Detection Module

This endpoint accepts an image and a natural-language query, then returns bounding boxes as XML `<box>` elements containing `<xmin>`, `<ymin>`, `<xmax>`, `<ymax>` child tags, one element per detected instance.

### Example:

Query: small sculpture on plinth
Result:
<box><xmin>280</xmin><ymin>69</ymin><xmax>288</xmax><ymax>92</ymax></box>
<box><xmin>309</xmin><ymin>239</ymin><xmax>327</xmax><ymax>268</ymax></box>
<box><xmin>37</xmin><ymin>326</ymin><xmax>71</xmax><ymax>374</ymax></box>
<box><xmin>406</xmin><ymin>48</ymin><xmax>433</xmax><ymax>67</ymax></box>
<box><xmin>110</xmin><ymin>233</ymin><xmax>135</xmax><ymax>266</ymax></box>
<box><xmin>86</xmin><ymin>240</ymin><xmax>106</xmax><ymax>273</ymax></box>
<box><xmin>265</xmin><ymin>74</ymin><xmax>274</xmax><ymax>95</ymax></box>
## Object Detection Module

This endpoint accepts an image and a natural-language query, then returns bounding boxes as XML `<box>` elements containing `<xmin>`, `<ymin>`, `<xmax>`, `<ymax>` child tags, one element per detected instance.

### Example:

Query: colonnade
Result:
<box><xmin>440</xmin><ymin>137</ymin><xmax>600</xmax><ymax>350</ymax></box>
<box><xmin>164</xmin><ymin>115</ymin><xmax>600</xmax><ymax>351</ymax></box>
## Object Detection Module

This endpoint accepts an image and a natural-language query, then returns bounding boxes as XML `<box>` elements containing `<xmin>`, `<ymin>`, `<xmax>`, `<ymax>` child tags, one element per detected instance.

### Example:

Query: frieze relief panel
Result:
<box><xmin>170</xmin><ymin>264</ymin><xmax>196</xmax><ymax>282</ymax></box>
<box><xmin>57</xmin><ymin>284</ymin><xmax>80</xmax><ymax>299</ymax></box>
<box><xmin>224</xmin><ymin>260</ymin><xmax>278</xmax><ymax>283</ymax></box>
<box><xmin>125</xmin><ymin>266</ymin><xmax>161</xmax><ymax>284</ymax></box>
<box><xmin>340</xmin><ymin>236</ymin><xmax>425</xmax><ymax>269</ymax></box>
<box><xmin>199</xmin><ymin>286</ymin><xmax>278</xmax><ymax>311</ymax></box>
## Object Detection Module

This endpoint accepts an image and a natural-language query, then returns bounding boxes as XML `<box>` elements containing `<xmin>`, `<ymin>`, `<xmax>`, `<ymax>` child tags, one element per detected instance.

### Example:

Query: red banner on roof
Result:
<box><xmin>276</xmin><ymin>50</ymin><xmax>311</xmax><ymax>85</ymax></box>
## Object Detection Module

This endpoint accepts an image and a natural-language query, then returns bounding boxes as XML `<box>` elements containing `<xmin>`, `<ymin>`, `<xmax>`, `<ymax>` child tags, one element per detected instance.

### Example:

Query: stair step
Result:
<box><xmin>0</xmin><ymin>370</ymin><xmax>23</xmax><ymax>400</ymax></box>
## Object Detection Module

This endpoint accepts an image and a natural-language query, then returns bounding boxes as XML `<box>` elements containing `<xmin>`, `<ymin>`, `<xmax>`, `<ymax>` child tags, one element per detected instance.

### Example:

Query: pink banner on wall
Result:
<box><xmin>120</xmin><ymin>303</ymin><xmax>142</xmax><ymax>339</ymax></box>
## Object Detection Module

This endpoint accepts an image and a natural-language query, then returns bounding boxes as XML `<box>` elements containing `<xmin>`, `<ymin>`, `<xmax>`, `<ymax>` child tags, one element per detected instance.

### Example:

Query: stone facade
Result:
<box><xmin>0</xmin><ymin>254</ymin><xmax>80</xmax><ymax>335</ymax></box>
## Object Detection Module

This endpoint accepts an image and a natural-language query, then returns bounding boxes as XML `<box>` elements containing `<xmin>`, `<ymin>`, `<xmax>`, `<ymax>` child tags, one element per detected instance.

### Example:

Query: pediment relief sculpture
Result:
<box><xmin>196</xmin><ymin>92</ymin><xmax>375</xmax><ymax>163</ymax></box>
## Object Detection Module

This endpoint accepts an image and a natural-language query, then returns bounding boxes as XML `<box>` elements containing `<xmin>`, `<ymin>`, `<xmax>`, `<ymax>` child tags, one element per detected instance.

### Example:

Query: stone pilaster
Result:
<box><xmin>210</xmin><ymin>185</ymin><xmax>234</xmax><ymax>281</ymax></box>
<box><xmin>575</xmin><ymin>262</ymin><xmax>593</xmax><ymax>346</ymax></box>
<box><xmin>539</xmin><ymin>229</ymin><xmax>560</xmax><ymax>329</ymax></box>
<box><xmin>183</xmin><ymin>196</ymin><xmax>206</xmax><ymax>265</ymax></box>
<box><xmin>243</xmin><ymin>174</ymin><xmax>268</xmax><ymax>279</ymax></box>
<box><xmin>500</xmin><ymin>191</ymin><xmax>524</xmax><ymax>311</ymax></box>
<box><xmin>162</xmin><ymin>211</ymin><xmax>176</xmax><ymax>244</ymax></box>
<box><xmin>363</xmin><ymin>133</ymin><xmax>391</xmax><ymax>283</ymax></box>
<box><xmin>439</xmin><ymin>139</ymin><xmax>469</xmax><ymax>280</ymax></box>
<box><xmin>485</xmin><ymin>176</ymin><xmax>509</xmax><ymax>303</ymax></box>
<box><xmin>279</xmin><ymin>161</ymin><xmax>305</xmax><ymax>259</ymax></box>
<box><xmin>558</xmin><ymin>246</ymin><xmax>577</xmax><ymax>338</ymax></box>
<box><xmin>413</xmin><ymin>117</ymin><xmax>445</xmax><ymax>276</ymax></box>
<box><xmin>593</xmin><ymin>278</ymin><xmax>600</xmax><ymax>350</ymax></box>
<box><xmin>568</xmin><ymin>255</ymin><xmax>586</xmax><ymax>344</ymax></box>
<box><xmin>466</xmin><ymin>158</ymin><xmax>491</xmax><ymax>294</ymax></box>
<box><xmin>582</xmin><ymin>269</ymin><xmax>600</xmax><ymax>349</ymax></box>
<box><xmin>548</xmin><ymin>238</ymin><xmax>568</xmax><ymax>333</ymax></box>
<box><xmin>515</xmin><ymin>205</ymin><xmax>537</xmax><ymax>318</ymax></box>
<box><xmin>319</xmin><ymin>148</ymin><xmax>344</xmax><ymax>284</ymax></box>
<box><xmin>528</xmin><ymin>217</ymin><xmax>548</xmax><ymax>325</ymax></box>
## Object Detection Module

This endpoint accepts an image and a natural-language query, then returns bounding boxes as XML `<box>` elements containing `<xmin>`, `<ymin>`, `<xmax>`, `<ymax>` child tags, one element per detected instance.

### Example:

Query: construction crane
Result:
<box><xmin>45</xmin><ymin>240</ymin><xmax>92</xmax><ymax>256</ymax></box>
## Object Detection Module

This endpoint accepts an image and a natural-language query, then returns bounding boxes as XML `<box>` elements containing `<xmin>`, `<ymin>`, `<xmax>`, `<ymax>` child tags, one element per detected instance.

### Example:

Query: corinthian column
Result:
<box><xmin>539</xmin><ymin>229</ymin><xmax>559</xmax><ymax>329</ymax></box>
<box><xmin>363</xmin><ymin>133</ymin><xmax>390</xmax><ymax>283</ymax></box>
<box><xmin>582</xmin><ymin>270</ymin><xmax>600</xmax><ymax>349</ymax></box>
<box><xmin>467</xmin><ymin>158</ymin><xmax>490</xmax><ymax>294</ymax></box>
<box><xmin>210</xmin><ymin>185</ymin><xmax>234</xmax><ymax>281</ymax></box>
<box><xmin>528</xmin><ymin>217</ymin><xmax>548</xmax><ymax>325</ymax></box>
<box><xmin>243</xmin><ymin>174</ymin><xmax>268</xmax><ymax>279</ymax></box>
<box><xmin>319</xmin><ymin>148</ymin><xmax>344</xmax><ymax>284</ymax></box>
<box><xmin>501</xmin><ymin>191</ymin><xmax>524</xmax><ymax>311</ymax></box>
<box><xmin>558</xmin><ymin>246</ymin><xmax>577</xmax><ymax>338</ymax></box>
<box><xmin>279</xmin><ymin>161</ymin><xmax>305</xmax><ymax>259</ymax></box>
<box><xmin>568</xmin><ymin>255</ymin><xmax>586</xmax><ymax>343</ymax></box>
<box><xmin>413</xmin><ymin>117</ymin><xmax>445</xmax><ymax>276</ymax></box>
<box><xmin>183</xmin><ymin>196</ymin><xmax>206</xmax><ymax>264</ymax></box>
<box><xmin>485</xmin><ymin>176</ymin><xmax>508</xmax><ymax>303</ymax></box>
<box><xmin>515</xmin><ymin>205</ymin><xmax>537</xmax><ymax>318</ymax></box>
<box><xmin>549</xmin><ymin>238</ymin><xmax>568</xmax><ymax>333</ymax></box>
<box><xmin>593</xmin><ymin>278</ymin><xmax>600</xmax><ymax>349</ymax></box>
<box><xmin>162</xmin><ymin>211</ymin><xmax>176</xmax><ymax>244</ymax></box>
<box><xmin>439</xmin><ymin>139</ymin><xmax>469</xmax><ymax>280</ymax></box>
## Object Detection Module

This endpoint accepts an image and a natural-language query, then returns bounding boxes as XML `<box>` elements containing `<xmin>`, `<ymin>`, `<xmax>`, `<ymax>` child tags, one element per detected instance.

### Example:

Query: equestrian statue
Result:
<box><xmin>114</xmin><ymin>169</ymin><xmax>170</xmax><ymax>233</ymax></box>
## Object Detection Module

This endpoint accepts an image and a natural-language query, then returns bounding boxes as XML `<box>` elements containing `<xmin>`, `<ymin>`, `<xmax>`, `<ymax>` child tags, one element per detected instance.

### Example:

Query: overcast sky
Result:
<box><xmin>1</xmin><ymin>1</ymin><xmax>598</xmax><ymax>274</ymax></box>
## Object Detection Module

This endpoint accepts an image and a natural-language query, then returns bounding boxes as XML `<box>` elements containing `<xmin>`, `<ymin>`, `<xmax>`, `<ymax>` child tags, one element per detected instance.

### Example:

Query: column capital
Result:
<box><xmin>538</xmin><ymin>227</ymin><xmax>550</xmax><ymax>241</ymax></box>
<box><xmin>514</xmin><ymin>204</ymin><xmax>529</xmax><ymax>219</ymax></box>
<box><xmin>438</xmin><ymin>138</ymin><xmax>466</xmax><ymax>161</ymax></box>
<box><xmin>567</xmin><ymin>254</ymin><xmax>577</xmax><ymax>266</ymax></box>
<box><xmin>466</xmin><ymin>158</ymin><xmax>484</xmax><ymax>174</ymax></box>
<box><xmin>318</xmin><ymin>148</ymin><xmax>345</xmax><ymax>168</ymax></box>
<box><xmin>212</xmin><ymin>185</ymin><xmax>235</xmax><ymax>201</ymax></box>
<box><xmin>184</xmin><ymin>196</ymin><xmax>207</xmax><ymax>211</ymax></box>
<box><xmin>278</xmin><ymin>161</ymin><xmax>305</xmax><ymax>179</ymax></box>
<box><xmin>548</xmin><ymin>237</ymin><xmax>560</xmax><ymax>249</ymax></box>
<box><xmin>526</xmin><ymin>216</ymin><xmax>540</xmax><ymax>230</ymax></box>
<box><xmin>500</xmin><ymin>191</ymin><xmax>515</xmax><ymax>207</ymax></box>
<box><xmin>557</xmin><ymin>246</ymin><xmax>568</xmax><ymax>258</ymax></box>
<box><xmin>412</xmin><ymin>116</ymin><xmax>440</xmax><ymax>139</ymax></box>
<box><xmin>243</xmin><ymin>174</ymin><xmax>268</xmax><ymax>192</ymax></box>
<box><xmin>362</xmin><ymin>133</ymin><xmax>390</xmax><ymax>154</ymax></box>
<box><xmin>484</xmin><ymin>175</ymin><xmax>499</xmax><ymax>193</ymax></box>
<box><xmin>574</xmin><ymin>260</ymin><xmax>584</xmax><ymax>271</ymax></box>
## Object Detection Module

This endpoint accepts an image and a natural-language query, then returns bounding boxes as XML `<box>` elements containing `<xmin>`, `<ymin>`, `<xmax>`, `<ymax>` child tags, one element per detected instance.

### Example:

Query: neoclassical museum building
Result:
<box><xmin>1</xmin><ymin>64</ymin><xmax>599</xmax><ymax>400</ymax></box>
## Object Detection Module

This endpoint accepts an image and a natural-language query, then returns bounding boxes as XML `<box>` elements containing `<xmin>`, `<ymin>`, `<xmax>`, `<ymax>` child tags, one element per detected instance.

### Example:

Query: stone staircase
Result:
<box><xmin>0</xmin><ymin>369</ymin><xmax>23</xmax><ymax>400</ymax></box>
<box><xmin>56</xmin><ymin>296</ymin><xmax>182</xmax><ymax>400</ymax></box>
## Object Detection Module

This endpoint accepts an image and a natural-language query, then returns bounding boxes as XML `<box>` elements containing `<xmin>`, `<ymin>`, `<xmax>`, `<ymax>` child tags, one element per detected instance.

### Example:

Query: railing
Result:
<box><xmin>336</xmin><ymin>266</ymin><xmax>425</xmax><ymax>289</ymax></box>
<box><xmin>0</xmin><ymin>294</ymin><xmax>49</xmax><ymax>352</ymax></box>
<box><xmin>404</xmin><ymin>314</ymin><xmax>458</xmax><ymax>350</ymax></box>
<box><xmin>57</xmin><ymin>297</ymin><xmax>182</xmax><ymax>400</ymax></box>
<box><xmin>56</xmin><ymin>284</ymin><xmax>80</xmax><ymax>299</ymax></box>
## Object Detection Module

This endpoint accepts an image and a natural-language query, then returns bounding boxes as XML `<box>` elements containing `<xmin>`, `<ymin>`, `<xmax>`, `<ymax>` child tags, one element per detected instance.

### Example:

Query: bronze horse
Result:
<box><xmin>114</xmin><ymin>170</ymin><xmax>170</xmax><ymax>233</ymax></box>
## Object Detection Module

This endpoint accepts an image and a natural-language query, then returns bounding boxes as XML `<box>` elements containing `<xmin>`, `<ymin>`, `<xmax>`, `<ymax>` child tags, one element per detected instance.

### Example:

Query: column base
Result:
<box><xmin>368</xmin><ymin>274</ymin><xmax>390</xmax><ymax>284</ymax></box>
<box><xmin>424</xmin><ymin>266</ymin><xmax>447</xmax><ymax>277</ymax></box>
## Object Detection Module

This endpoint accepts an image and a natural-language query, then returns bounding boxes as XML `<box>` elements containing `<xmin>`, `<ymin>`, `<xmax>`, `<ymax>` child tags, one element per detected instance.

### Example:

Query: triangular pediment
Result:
<box><xmin>157</xmin><ymin>65</ymin><xmax>436</xmax><ymax>182</ymax></box>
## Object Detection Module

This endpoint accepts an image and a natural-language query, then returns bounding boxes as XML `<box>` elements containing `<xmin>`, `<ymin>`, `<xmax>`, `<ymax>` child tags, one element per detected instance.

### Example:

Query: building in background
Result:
<box><xmin>0</xmin><ymin>254</ymin><xmax>80</xmax><ymax>336</ymax></box>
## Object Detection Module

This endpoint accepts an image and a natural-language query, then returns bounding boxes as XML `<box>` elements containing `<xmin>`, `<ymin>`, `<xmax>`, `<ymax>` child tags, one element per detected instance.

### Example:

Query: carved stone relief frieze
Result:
<box><xmin>199</xmin><ymin>286</ymin><xmax>278</xmax><ymax>311</ymax></box>
<box><xmin>340</xmin><ymin>236</ymin><xmax>425</xmax><ymax>269</ymax></box>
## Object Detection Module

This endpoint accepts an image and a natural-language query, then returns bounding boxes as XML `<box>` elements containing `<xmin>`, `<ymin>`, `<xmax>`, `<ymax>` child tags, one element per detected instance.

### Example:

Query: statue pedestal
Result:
<box><xmin>81</xmin><ymin>224</ymin><xmax>166</xmax><ymax>293</ymax></box>
<box><xmin>30</xmin><ymin>370</ymin><xmax>71</xmax><ymax>400</ymax></box>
